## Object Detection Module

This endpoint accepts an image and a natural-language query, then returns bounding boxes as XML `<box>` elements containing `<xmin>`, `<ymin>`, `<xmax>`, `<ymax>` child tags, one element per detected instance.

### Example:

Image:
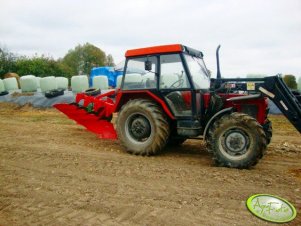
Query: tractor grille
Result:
<box><xmin>241</xmin><ymin>104</ymin><xmax>258</xmax><ymax>119</ymax></box>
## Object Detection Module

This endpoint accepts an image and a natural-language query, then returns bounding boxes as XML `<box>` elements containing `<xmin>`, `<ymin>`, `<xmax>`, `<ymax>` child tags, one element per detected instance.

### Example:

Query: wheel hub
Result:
<box><xmin>224</xmin><ymin>130</ymin><xmax>248</xmax><ymax>155</ymax></box>
<box><xmin>130</xmin><ymin>116</ymin><xmax>151</xmax><ymax>140</ymax></box>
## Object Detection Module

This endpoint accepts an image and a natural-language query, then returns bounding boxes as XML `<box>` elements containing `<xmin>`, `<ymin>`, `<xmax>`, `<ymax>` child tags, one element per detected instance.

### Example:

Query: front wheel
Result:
<box><xmin>206</xmin><ymin>113</ymin><xmax>267</xmax><ymax>169</ymax></box>
<box><xmin>263</xmin><ymin>119</ymin><xmax>273</xmax><ymax>145</ymax></box>
<box><xmin>116</xmin><ymin>99</ymin><xmax>170</xmax><ymax>155</ymax></box>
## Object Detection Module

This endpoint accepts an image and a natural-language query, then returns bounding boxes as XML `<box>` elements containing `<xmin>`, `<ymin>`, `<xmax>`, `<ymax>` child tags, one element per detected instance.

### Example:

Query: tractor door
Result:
<box><xmin>159</xmin><ymin>54</ymin><xmax>193</xmax><ymax>117</ymax></box>
<box><xmin>183</xmin><ymin>53</ymin><xmax>211</xmax><ymax>118</ymax></box>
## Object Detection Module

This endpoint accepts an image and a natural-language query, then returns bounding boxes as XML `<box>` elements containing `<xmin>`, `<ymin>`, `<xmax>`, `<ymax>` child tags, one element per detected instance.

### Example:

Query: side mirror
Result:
<box><xmin>145</xmin><ymin>60</ymin><xmax>152</xmax><ymax>71</ymax></box>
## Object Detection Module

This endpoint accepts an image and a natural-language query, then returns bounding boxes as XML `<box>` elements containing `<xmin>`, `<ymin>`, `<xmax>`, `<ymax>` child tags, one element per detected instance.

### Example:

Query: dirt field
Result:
<box><xmin>0</xmin><ymin>102</ymin><xmax>300</xmax><ymax>226</ymax></box>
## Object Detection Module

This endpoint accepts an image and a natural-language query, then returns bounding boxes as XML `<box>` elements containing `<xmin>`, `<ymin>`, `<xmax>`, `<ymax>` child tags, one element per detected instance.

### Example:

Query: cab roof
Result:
<box><xmin>125</xmin><ymin>44</ymin><xmax>203</xmax><ymax>58</ymax></box>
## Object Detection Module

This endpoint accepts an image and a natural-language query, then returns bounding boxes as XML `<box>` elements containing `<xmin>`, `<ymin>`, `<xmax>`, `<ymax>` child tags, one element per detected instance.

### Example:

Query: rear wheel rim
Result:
<box><xmin>125</xmin><ymin>113</ymin><xmax>152</xmax><ymax>144</ymax></box>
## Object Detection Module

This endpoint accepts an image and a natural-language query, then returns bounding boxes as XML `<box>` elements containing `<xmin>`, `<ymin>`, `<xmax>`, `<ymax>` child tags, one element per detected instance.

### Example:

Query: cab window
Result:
<box><xmin>160</xmin><ymin>54</ymin><xmax>190</xmax><ymax>89</ymax></box>
<box><xmin>123</xmin><ymin>56</ymin><xmax>157</xmax><ymax>90</ymax></box>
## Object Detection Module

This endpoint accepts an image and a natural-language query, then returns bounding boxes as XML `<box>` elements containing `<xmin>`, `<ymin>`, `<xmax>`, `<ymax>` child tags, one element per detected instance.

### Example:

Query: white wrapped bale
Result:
<box><xmin>3</xmin><ymin>77</ymin><xmax>18</xmax><ymax>91</ymax></box>
<box><xmin>40</xmin><ymin>76</ymin><xmax>57</xmax><ymax>92</ymax></box>
<box><xmin>55</xmin><ymin>77</ymin><xmax>68</xmax><ymax>90</ymax></box>
<box><xmin>0</xmin><ymin>79</ymin><xmax>5</xmax><ymax>92</ymax></box>
<box><xmin>93</xmin><ymin>76</ymin><xmax>109</xmax><ymax>90</ymax></box>
<box><xmin>20</xmin><ymin>75</ymin><xmax>38</xmax><ymax>92</ymax></box>
<box><xmin>116</xmin><ymin>75</ymin><xmax>123</xmax><ymax>88</ymax></box>
<box><xmin>71</xmin><ymin>75</ymin><xmax>89</xmax><ymax>93</ymax></box>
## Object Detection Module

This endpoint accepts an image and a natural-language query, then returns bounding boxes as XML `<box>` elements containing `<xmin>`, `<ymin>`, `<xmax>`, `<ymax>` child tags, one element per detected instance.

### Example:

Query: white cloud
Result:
<box><xmin>0</xmin><ymin>0</ymin><xmax>300</xmax><ymax>78</ymax></box>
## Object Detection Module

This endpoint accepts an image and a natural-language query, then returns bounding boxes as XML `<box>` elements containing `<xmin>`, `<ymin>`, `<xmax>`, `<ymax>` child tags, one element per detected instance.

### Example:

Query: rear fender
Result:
<box><xmin>203</xmin><ymin>107</ymin><xmax>233</xmax><ymax>139</ymax></box>
<box><xmin>115</xmin><ymin>90</ymin><xmax>175</xmax><ymax>120</ymax></box>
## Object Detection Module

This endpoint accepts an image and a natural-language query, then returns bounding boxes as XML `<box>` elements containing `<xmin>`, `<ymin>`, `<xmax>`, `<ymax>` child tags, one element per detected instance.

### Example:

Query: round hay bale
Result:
<box><xmin>3</xmin><ymin>77</ymin><xmax>18</xmax><ymax>91</ymax></box>
<box><xmin>55</xmin><ymin>77</ymin><xmax>68</xmax><ymax>90</ymax></box>
<box><xmin>93</xmin><ymin>76</ymin><xmax>109</xmax><ymax>90</ymax></box>
<box><xmin>40</xmin><ymin>76</ymin><xmax>57</xmax><ymax>92</ymax></box>
<box><xmin>71</xmin><ymin>75</ymin><xmax>89</xmax><ymax>93</ymax></box>
<box><xmin>4</xmin><ymin>73</ymin><xmax>20</xmax><ymax>88</ymax></box>
<box><xmin>20</xmin><ymin>75</ymin><xmax>38</xmax><ymax>92</ymax></box>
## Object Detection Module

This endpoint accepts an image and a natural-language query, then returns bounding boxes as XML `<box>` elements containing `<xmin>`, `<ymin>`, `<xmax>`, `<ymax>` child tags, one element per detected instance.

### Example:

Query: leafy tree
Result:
<box><xmin>62</xmin><ymin>43</ymin><xmax>107</xmax><ymax>75</ymax></box>
<box><xmin>106</xmin><ymin>54</ymin><xmax>115</xmax><ymax>66</ymax></box>
<box><xmin>283</xmin><ymin>74</ymin><xmax>297</xmax><ymax>90</ymax></box>
<box><xmin>0</xmin><ymin>47</ymin><xmax>17</xmax><ymax>78</ymax></box>
<box><xmin>14</xmin><ymin>55</ymin><xmax>72</xmax><ymax>78</ymax></box>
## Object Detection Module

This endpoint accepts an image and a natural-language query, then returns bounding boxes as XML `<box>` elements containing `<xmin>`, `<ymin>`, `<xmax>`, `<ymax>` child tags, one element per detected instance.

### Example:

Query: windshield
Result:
<box><xmin>184</xmin><ymin>54</ymin><xmax>210</xmax><ymax>89</ymax></box>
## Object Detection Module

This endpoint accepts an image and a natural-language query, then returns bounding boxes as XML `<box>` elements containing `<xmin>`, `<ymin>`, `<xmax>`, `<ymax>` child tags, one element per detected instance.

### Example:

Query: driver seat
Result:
<box><xmin>165</xmin><ymin>92</ymin><xmax>191</xmax><ymax>116</ymax></box>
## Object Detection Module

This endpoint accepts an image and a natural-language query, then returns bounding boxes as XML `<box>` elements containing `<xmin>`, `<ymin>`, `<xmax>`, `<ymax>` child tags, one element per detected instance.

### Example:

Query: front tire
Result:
<box><xmin>263</xmin><ymin>119</ymin><xmax>273</xmax><ymax>145</ymax></box>
<box><xmin>206</xmin><ymin>112</ymin><xmax>267</xmax><ymax>169</ymax></box>
<box><xmin>116</xmin><ymin>99</ymin><xmax>170</xmax><ymax>155</ymax></box>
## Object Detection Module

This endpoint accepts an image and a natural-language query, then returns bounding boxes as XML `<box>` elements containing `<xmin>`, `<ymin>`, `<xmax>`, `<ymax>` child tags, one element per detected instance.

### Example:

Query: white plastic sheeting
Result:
<box><xmin>71</xmin><ymin>75</ymin><xmax>89</xmax><ymax>93</ymax></box>
<box><xmin>55</xmin><ymin>77</ymin><xmax>68</xmax><ymax>90</ymax></box>
<box><xmin>93</xmin><ymin>76</ymin><xmax>109</xmax><ymax>90</ymax></box>
<box><xmin>3</xmin><ymin>77</ymin><xmax>18</xmax><ymax>91</ymax></box>
<box><xmin>20</xmin><ymin>75</ymin><xmax>38</xmax><ymax>92</ymax></box>
<box><xmin>0</xmin><ymin>79</ymin><xmax>5</xmax><ymax>92</ymax></box>
<box><xmin>40</xmin><ymin>76</ymin><xmax>57</xmax><ymax>92</ymax></box>
<box><xmin>0</xmin><ymin>90</ymin><xmax>75</xmax><ymax>107</ymax></box>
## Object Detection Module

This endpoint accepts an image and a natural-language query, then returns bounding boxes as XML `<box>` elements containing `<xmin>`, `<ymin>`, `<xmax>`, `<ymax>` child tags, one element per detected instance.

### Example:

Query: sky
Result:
<box><xmin>0</xmin><ymin>0</ymin><xmax>300</xmax><ymax>79</ymax></box>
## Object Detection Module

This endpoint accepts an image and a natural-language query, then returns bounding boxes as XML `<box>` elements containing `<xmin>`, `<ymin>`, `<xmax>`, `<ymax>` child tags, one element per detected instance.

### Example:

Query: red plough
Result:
<box><xmin>54</xmin><ymin>90</ymin><xmax>117</xmax><ymax>139</ymax></box>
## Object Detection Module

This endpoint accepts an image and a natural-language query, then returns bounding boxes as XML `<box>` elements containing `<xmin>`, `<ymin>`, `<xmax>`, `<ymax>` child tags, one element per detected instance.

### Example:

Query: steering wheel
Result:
<box><xmin>170</xmin><ymin>78</ymin><xmax>184</xmax><ymax>88</ymax></box>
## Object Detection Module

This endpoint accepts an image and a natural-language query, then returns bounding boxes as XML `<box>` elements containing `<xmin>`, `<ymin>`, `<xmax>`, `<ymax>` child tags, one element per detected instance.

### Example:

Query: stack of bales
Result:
<box><xmin>19</xmin><ymin>75</ymin><xmax>67</xmax><ymax>93</ymax></box>
<box><xmin>1</xmin><ymin>73</ymin><xmax>98</xmax><ymax>95</ymax></box>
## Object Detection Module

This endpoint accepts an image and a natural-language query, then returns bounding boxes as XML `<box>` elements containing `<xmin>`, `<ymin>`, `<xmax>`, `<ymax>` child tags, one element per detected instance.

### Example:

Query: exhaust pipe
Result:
<box><xmin>216</xmin><ymin>45</ymin><xmax>221</xmax><ymax>80</ymax></box>
<box><xmin>215</xmin><ymin>45</ymin><xmax>222</xmax><ymax>88</ymax></box>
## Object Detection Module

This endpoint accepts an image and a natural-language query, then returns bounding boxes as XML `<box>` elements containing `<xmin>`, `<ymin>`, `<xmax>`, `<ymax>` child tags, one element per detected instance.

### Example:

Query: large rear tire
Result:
<box><xmin>206</xmin><ymin>112</ymin><xmax>267</xmax><ymax>169</ymax></box>
<box><xmin>116</xmin><ymin>99</ymin><xmax>170</xmax><ymax>155</ymax></box>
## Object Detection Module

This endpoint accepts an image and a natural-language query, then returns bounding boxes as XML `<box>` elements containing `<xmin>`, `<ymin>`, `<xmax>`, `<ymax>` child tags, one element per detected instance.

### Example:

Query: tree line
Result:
<box><xmin>0</xmin><ymin>43</ymin><xmax>115</xmax><ymax>79</ymax></box>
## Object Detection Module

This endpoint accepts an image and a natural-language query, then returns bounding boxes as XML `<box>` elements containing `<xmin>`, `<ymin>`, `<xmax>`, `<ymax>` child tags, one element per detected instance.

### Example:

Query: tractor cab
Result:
<box><xmin>120</xmin><ymin>44</ymin><xmax>211</xmax><ymax>136</ymax></box>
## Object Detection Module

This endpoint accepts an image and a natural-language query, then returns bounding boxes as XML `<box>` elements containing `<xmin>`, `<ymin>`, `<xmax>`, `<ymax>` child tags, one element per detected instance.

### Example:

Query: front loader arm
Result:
<box><xmin>260</xmin><ymin>76</ymin><xmax>301</xmax><ymax>133</ymax></box>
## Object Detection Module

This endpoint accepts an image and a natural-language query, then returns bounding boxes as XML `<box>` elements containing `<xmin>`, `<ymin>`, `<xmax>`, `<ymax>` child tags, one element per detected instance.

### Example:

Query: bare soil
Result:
<box><xmin>0</xmin><ymin>102</ymin><xmax>300</xmax><ymax>226</ymax></box>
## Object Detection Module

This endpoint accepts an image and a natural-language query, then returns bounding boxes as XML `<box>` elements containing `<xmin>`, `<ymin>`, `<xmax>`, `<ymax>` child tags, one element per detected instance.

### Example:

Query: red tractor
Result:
<box><xmin>55</xmin><ymin>44</ymin><xmax>301</xmax><ymax>169</ymax></box>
